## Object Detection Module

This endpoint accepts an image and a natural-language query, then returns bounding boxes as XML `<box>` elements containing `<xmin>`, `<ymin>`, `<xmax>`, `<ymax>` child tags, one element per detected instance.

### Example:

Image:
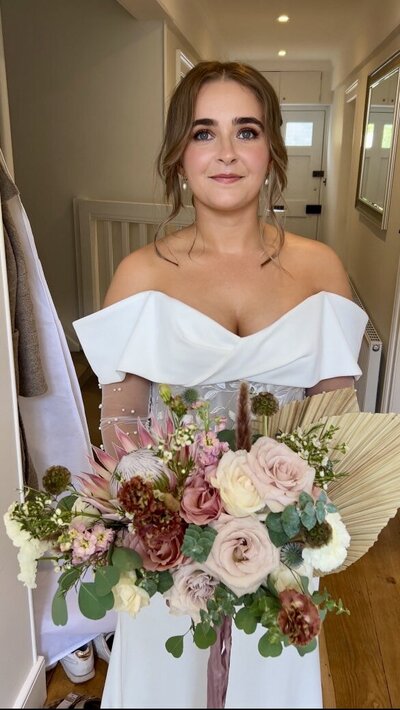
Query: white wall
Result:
<box><xmin>0</xmin><ymin>0</ymin><xmax>165</xmax><ymax>346</ymax></box>
<box><xmin>322</xmin><ymin>31</ymin><xmax>400</xmax><ymax>405</ymax></box>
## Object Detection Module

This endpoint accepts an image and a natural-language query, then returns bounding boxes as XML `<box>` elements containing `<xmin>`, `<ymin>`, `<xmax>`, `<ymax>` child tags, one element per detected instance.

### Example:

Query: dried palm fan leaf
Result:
<box><xmin>253</xmin><ymin>388</ymin><xmax>400</xmax><ymax>574</ymax></box>
<box><xmin>253</xmin><ymin>387</ymin><xmax>359</xmax><ymax>439</ymax></box>
<box><xmin>312</xmin><ymin>410</ymin><xmax>400</xmax><ymax>574</ymax></box>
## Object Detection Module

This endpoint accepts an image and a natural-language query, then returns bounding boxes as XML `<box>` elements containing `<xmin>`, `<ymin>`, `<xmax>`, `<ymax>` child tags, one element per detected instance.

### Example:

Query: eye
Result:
<box><xmin>238</xmin><ymin>128</ymin><xmax>259</xmax><ymax>140</ymax></box>
<box><xmin>193</xmin><ymin>129</ymin><xmax>213</xmax><ymax>141</ymax></box>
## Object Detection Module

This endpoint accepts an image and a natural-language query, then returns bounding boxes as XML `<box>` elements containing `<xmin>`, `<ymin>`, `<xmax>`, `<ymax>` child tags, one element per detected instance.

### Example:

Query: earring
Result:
<box><xmin>182</xmin><ymin>177</ymin><xmax>188</xmax><ymax>191</ymax></box>
<box><xmin>264</xmin><ymin>176</ymin><xmax>269</xmax><ymax>186</ymax></box>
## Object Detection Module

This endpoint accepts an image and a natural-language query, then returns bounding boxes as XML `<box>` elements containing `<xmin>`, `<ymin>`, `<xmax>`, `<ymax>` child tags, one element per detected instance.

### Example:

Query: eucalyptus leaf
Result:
<box><xmin>193</xmin><ymin>623</ymin><xmax>217</xmax><ymax>649</ymax></box>
<box><xmin>319</xmin><ymin>608</ymin><xmax>328</xmax><ymax>622</ymax></box>
<box><xmin>234</xmin><ymin>607</ymin><xmax>258</xmax><ymax>634</ymax></box>
<box><xmin>78</xmin><ymin>582</ymin><xmax>107</xmax><ymax>620</ymax></box>
<box><xmin>298</xmin><ymin>492</ymin><xmax>314</xmax><ymax>509</ymax></box>
<box><xmin>165</xmin><ymin>635</ymin><xmax>184</xmax><ymax>658</ymax></box>
<box><xmin>57</xmin><ymin>494</ymin><xmax>78</xmax><ymax>512</ymax></box>
<box><xmin>281</xmin><ymin>505</ymin><xmax>301</xmax><ymax>538</ymax></box>
<box><xmin>265</xmin><ymin>512</ymin><xmax>283</xmax><ymax>533</ymax></box>
<box><xmin>57</xmin><ymin>567</ymin><xmax>81</xmax><ymax>593</ymax></box>
<box><xmin>181</xmin><ymin>525</ymin><xmax>217</xmax><ymax>562</ymax></box>
<box><xmin>258</xmin><ymin>632</ymin><xmax>283</xmax><ymax>657</ymax></box>
<box><xmin>300</xmin><ymin>506</ymin><xmax>317</xmax><ymax>531</ymax></box>
<box><xmin>158</xmin><ymin>571</ymin><xmax>174</xmax><ymax>593</ymax></box>
<box><xmin>111</xmin><ymin>546</ymin><xmax>142</xmax><ymax>571</ymax></box>
<box><xmin>52</xmin><ymin>591</ymin><xmax>68</xmax><ymax>626</ymax></box>
<box><xmin>315</xmin><ymin>500</ymin><xmax>326</xmax><ymax>524</ymax></box>
<box><xmin>267</xmin><ymin>528</ymin><xmax>290</xmax><ymax>547</ymax></box>
<box><xmin>94</xmin><ymin>566</ymin><xmax>120</xmax><ymax>596</ymax></box>
<box><xmin>216</xmin><ymin>430</ymin><xmax>237</xmax><ymax>450</ymax></box>
<box><xmin>296</xmin><ymin>638</ymin><xmax>317</xmax><ymax>656</ymax></box>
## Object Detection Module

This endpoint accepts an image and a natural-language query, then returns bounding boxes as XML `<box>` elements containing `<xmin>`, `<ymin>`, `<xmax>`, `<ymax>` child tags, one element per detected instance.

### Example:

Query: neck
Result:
<box><xmin>192</xmin><ymin>200</ymin><xmax>263</xmax><ymax>256</ymax></box>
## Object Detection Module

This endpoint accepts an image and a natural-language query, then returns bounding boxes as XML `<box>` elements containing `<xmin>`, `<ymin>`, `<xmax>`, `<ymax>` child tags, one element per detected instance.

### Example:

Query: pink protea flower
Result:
<box><xmin>277</xmin><ymin>589</ymin><xmax>321</xmax><ymax>646</ymax></box>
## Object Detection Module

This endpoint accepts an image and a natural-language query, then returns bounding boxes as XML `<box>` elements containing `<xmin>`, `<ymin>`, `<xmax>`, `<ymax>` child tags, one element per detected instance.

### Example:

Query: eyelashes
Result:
<box><xmin>192</xmin><ymin>127</ymin><xmax>260</xmax><ymax>141</ymax></box>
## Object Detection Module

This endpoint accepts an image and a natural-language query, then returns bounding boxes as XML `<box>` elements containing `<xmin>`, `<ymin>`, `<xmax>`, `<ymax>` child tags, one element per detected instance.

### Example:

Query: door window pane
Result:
<box><xmin>365</xmin><ymin>123</ymin><xmax>374</xmax><ymax>149</ymax></box>
<box><xmin>381</xmin><ymin>124</ymin><xmax>393</xmax><ymax>149</ymax></box>
<box><xmin>285</xmin><ymin>122</ymin><xmax>313</xmax><ymax>146</ymax></box>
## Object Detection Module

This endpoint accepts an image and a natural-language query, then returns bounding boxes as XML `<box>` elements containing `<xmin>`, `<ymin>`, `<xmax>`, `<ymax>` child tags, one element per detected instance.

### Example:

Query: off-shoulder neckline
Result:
<box><xmin>95</xmin><ymin>289</ymin><xmax>364</xmax><ymax>341</ymax></box>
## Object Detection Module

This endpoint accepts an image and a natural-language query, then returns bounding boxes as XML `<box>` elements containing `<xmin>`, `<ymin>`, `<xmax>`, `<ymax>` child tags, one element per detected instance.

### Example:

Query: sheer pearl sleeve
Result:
<box><xmin>100</xmin><ymin>373</ymin><xmax>151</xmax><ymax>455</ymax></box>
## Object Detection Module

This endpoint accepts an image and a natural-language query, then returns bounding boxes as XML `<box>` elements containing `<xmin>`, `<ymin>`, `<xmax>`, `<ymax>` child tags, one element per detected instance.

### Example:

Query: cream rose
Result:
<box><xmin>269</xmin><ymin>561</ymin><xmax>313</xmax><ymax>594</ymax></box>
<box><xmin>112</xmin><ymin>571</ymin><xmax>150</xmax><ymax>617</ymax></box>
<box><xmin>247</xmin><ymin>437</ymin><xmax>315</xmax><ymax>512</ymax></box>
<box><xmin>203</xmin><ymin>513</ymin><xmax>279</xmax><ymax>597</ymax></box>
<box><xmin>164</xmin><ymin>562</ymin><xmax>218</xmax><ymax>623</ymax></box>
<box><xmin>210</xmin><ymin>450</ymin><xmax>264</xmax><ymax>517</ymax></box>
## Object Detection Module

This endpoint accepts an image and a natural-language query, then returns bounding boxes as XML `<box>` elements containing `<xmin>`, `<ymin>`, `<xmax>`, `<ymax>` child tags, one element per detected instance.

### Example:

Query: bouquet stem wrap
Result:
<box><xmin>207</xmin><ymin>616</ymin><xmax>232</xmax><ymax>709</ymax></box>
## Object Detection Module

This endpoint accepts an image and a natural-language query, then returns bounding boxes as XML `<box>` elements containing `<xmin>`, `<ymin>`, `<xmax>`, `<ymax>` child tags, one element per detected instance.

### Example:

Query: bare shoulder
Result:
<box><xmin>102</xmin><ymin>243</ymin><xmax>160</xmax><ymax>308</ymax></box>
<box><xmin>283</xmin><ymin>232</ymin><xmax>353</xmax><ymax>300</ymax></box>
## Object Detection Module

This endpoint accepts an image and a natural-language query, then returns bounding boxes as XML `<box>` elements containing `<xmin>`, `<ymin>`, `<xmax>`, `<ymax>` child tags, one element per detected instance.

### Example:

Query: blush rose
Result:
<box><xmin>203</xmin><ymin>513</ymin><xmax>279</xmax><ymax>597</ymax></box>
<box><xmin>247</xmin><ymin>437</ymin><xmax>315</xmax><ymax>512</ymax></box>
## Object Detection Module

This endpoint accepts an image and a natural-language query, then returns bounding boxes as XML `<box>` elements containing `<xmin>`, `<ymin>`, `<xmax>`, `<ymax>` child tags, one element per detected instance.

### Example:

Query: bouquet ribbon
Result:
<box><xmin>207</xmin><ymin>616</ymin><xmax>232</xmax><ymax>709</ymax></box>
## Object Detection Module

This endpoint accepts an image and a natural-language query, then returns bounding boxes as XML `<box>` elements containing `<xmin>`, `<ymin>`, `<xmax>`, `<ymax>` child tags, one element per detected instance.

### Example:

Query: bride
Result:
<box><xmin>74</xmin><ymin>61</ymin><xmax>367</xmax><ymax>709</ymax></box>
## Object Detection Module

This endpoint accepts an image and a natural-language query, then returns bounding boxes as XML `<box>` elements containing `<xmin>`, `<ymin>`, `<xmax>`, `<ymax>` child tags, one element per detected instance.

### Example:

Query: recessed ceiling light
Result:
<box><xmin>277</xmin><ymin>14</ymin><xmax>290</xmax><ymax>23</ymax></box>
<box><xmin>278</xmin><ymin>50</ymin><xmax>287</xmax><ymax>56</ymax></box>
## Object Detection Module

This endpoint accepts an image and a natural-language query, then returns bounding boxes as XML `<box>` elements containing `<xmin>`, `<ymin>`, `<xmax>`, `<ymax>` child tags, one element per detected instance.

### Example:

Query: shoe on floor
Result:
<box><xmin>59</xmin><ymin>642</ymin><xmax>95</xmax><ymax>684</ymax></box>
<box><xmin>93</xmin><ymin>633</ymin><xmax>114</xmax><ymax>663</ymax></box>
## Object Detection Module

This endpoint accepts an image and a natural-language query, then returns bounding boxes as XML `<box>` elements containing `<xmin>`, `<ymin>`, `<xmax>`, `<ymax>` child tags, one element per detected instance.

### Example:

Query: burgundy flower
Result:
<box><xmin>180</xmin><ymin>470</ymin><xmax>223</xmax><ymax>524</ymax></box>
<box><xmin>277</xmin><ymin>589</ymin><xmax>321</xmax><ymax>646</ymax></box>
<box><xmin>123</xmin><ymin>528</ymin><xmax>185</xmax><ymax>571</ymax></box>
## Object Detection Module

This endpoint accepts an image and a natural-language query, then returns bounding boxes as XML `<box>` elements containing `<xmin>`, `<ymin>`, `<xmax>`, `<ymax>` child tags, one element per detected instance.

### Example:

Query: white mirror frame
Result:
<box><xmin>356</xmin><ymin>50</ymin><xmax>400</xmax><ymax>230</ymax></box>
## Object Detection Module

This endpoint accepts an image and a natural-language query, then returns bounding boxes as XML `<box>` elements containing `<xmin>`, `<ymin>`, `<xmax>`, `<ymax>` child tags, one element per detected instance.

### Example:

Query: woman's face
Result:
<box><xmin>181</xmin><ymin>79</ymin><xmax>270</xmax><ymax>213</ymax></box>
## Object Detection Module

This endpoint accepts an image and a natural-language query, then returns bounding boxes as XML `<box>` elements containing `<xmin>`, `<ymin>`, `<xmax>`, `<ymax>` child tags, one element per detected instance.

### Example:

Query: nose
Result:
<box><xmin>217</xmin><ymin>134</ymin><xmax>237</xmax><ymax>165</ymax></box>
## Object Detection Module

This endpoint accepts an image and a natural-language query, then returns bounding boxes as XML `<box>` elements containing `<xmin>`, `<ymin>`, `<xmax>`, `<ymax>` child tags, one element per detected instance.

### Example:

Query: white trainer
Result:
<box><xmin>59</xmin><ymin>642</ymin><xmax>95</xmax><ymax>684</ymax></box>
<box><xmin>93</xmin><ymin>633</ymin><xmax>114</xmax><ymax>663</ymax></box>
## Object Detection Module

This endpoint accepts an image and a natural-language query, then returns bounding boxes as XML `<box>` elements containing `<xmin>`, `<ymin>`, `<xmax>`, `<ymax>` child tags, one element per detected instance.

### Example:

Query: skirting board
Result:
<box><xmin>12</xmin><ymin>656</ymin><xmax>46</xmax><ymax>709</ymax></box>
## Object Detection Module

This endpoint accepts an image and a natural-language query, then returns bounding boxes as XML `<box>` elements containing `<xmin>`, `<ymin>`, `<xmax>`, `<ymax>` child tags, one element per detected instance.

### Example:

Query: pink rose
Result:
<box><xmin>122</xmin><ymin>530</ymin><xmax>184</xmax><ymax>572</ymax></box>
<box><xmin>247</xmin><ymin>437</ymin><xmax>315</xmax><ymax>512</ymax></box>
<box><xmin>203</xmin><ymin>513</ymin><xmax>279</xmax><ymax>597</ymax></box>
<box><xmin>164</xmin><ymin>562</ymin><xmax>219</xmax><ymax>623</ymax></box>
<box><xmin>180</xmin><ymin>471</ymin><xmax>223</xmax><ymax>525</ymax></box>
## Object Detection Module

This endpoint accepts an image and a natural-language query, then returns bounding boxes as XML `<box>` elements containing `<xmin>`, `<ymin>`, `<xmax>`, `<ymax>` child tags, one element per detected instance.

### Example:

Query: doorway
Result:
<box><xmin>281</xmin><ymin>108</ymin><xmax>327</xmax><ymax>239</ymax></box>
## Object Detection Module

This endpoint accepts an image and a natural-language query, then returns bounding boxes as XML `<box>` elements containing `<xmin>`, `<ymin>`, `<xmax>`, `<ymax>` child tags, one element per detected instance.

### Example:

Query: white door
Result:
<box><xmin>280</xmin><ymin>109</ymin><xmax>326</xmax><ymax>239</ymax></box>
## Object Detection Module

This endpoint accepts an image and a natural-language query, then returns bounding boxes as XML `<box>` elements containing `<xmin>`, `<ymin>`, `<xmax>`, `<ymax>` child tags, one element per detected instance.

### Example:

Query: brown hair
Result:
<box><xmin>156</xmin><ymin>61</ymin><xmax>288</xmax><ymax>263</ymax></box>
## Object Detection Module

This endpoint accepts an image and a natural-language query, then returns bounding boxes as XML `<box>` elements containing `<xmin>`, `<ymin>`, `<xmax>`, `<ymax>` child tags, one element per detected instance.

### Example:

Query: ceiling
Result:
<box><xmin>118</xmin><ymin>0</ymin><xmax>400</xmax><ymax>87</ymax></box>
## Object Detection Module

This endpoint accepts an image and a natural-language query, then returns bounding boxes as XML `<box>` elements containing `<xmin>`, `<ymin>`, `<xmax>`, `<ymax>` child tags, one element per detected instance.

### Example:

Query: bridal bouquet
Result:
<box><xmin>4</xmin><ymin>383</ymin><xmax>400</xmax><ymax>661</ymax></box>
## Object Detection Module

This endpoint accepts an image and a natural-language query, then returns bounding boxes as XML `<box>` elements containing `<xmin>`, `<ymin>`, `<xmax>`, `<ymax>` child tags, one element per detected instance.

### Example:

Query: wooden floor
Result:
<box><xmin>45</xmin><ymin>359</ymin><xmax>400</xmax><ymax>708</ymax></box>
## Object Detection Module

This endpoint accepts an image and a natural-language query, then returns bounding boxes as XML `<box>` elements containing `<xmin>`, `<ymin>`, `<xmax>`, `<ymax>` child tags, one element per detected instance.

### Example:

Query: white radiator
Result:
<box><xmin>350</xmin><ymin>282</ymin><xmax>382</xmax><ymax>412</ymax></box>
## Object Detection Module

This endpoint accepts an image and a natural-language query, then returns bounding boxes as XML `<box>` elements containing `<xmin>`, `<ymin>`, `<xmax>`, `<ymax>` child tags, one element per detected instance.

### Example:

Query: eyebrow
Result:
<box><xmin>192</xmin><ymin>116</ymin><xmax>264</xmax><ymax>129</ymax></box>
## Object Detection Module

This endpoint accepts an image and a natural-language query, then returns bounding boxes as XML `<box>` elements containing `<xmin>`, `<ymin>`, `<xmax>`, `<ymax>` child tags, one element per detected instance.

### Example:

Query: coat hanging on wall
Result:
<box><xmin>0</xmin><ymin>149</ymin><xmax>116</xmax><ymax>666</ymax></box>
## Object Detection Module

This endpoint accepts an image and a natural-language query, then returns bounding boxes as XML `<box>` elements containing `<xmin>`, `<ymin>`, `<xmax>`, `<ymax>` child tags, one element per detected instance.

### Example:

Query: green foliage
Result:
<box><xmin>216</xmin><ymin>429</ymin><xmax>237</xmax><ymax>451</ymax></box>
<box><xmin>52</xmin><ymin>591</ymin><xmax>68</xmax><ymax>626</ymax></box>
<box><xmin>57</xmin><ymin>494</ymin><xmax>78</xmax><ymax>512</ymax></box>
<box><xmin>296</xmin><ymin>638</ymin><xmax>317</xmax><ymax>656</ymax></box>
<box><xmin>234</xmin><ymin>607</ymin><xmax>258</xmax><ymax>634</ymax></box>
<box><xmin>193</xmin><ymin>623</ymin><xmax>217</xmax><ymax>649</ymax></box>
<box><xmin>78</xmin><ymin>582</ymin><xmax>112</xmax><ymax>620</ymax></box>
<box><xmin>165</xmin><ymin>635</ymin><xmax>184</xmax><ymax>658</ymax></box>
<box><xmin>281</xmin><ymin>505</ymin><xmax>301</xmax><ymax>537</ymax></box>
<box><xmin>137</xmin><ymin>569</ymin><xmax>173</xmax><ymax>597</ymax></box>
<box><xmin>94</xmin><ymin>565</ymin><xmax>120</xmax><ymax>596</ymax></box>
<box><xmin>265</xmin><ymin>512</ymin><xmax>290</xmax><ymax>547</ymax></box>
<box><xmin>258</xmin><ymin>631</ymin><xmax>283</xmax><ymax>657</ymax></box>
<box><xmin>181</xmin><ymin>524</ymin><xmax>217</xmax><ymax>562</ymax></box>
<box><xmin>57</xmin><ymin>567</ymin><xmax>81</xmax><ymax>593</ymax></box>
<box><xmin>111</xmin><ymin>546</ymin><xmax>143</xmax><ymax>571</ymax></box>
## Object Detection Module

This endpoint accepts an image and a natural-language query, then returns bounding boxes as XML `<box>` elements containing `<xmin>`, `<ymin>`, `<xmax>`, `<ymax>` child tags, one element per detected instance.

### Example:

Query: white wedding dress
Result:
<box><xmin>73</xmin><ymin>290</ymin><xmax>367</xmax><ymax>709</ymax></box>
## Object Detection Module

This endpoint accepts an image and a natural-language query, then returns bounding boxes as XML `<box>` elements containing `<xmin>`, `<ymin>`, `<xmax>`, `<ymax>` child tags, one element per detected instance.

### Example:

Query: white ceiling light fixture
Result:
<box><xmin>278</xmin><ymin>50</ymin><xmax>287</xmax><ymax>56</ymax></box>
<box><xmin>277</xmin><ymin>15</ymin><xmax>290</xmax><ymax>23</ymax></box>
